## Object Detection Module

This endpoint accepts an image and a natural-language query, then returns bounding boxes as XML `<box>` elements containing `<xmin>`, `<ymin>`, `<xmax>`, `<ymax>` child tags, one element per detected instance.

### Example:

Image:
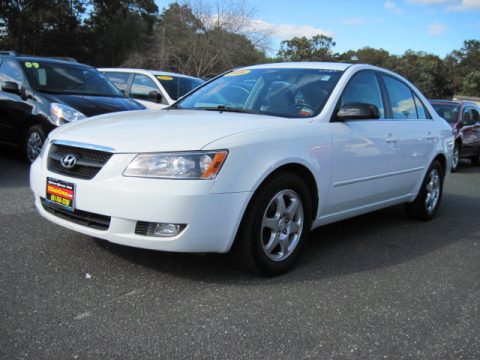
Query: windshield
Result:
<box><xmin>431</xmin><ymin>103</ymin><xmax>460</xmax><ymax>123</ymax></box>
<box><xmin>22</xmin><ymin>61</ymin><xmax>123</xmax><ymax>97</ymax></box>
<box><xmin>176</xmin><ymin>68</ymin><xmax>343</xmax><ymax>118</ymax></box>
<box><xmin>156</xmin><ymin>75</ymin><xmax>204</xmax><ymax>100</ymax></box>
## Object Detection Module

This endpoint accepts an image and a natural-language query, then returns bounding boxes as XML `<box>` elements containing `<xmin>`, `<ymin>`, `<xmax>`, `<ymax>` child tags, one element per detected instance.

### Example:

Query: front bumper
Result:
<box><xmin>30</xmin><ymin>153</ymin><xmax>251</xmax><ymax>253</ymax></box>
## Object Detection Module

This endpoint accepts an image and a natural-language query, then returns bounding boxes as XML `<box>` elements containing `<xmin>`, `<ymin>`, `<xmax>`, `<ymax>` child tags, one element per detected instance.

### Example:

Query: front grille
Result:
<box><xmin>47</xmin><ymin>144</ymin><xmax>112</xmax><ymax>180</ymax></box>
<box><xmin>41</xmin><ymin>198</ymin><xmax>111</xmax><ymax>230</ymax></box>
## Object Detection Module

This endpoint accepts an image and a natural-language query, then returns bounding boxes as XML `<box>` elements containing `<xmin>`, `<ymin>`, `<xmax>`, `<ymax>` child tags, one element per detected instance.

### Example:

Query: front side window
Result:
<box><xmin>472</xmin><ymin>108</ymin><xmax>480</xmax><ymax>123</ymax></box>
<box><xmin>383</xmin><ymin>76</ymin><xmax>417</xmax><ymax>119</ymax></box>
<box><xmin>0</xmin><ymin>59</ymin><xmax>24</xmax><ymax>83</ymax></box>
<box><xmin>463</xmin><ymin>107</ymin><xmax>472</xmax><ymax>123</ymax></box>
<box><xmin>177</xmin><ymin>68</ymin><xmax>343</xmax><ymax>118</ymax></box>
<box><xmin>130</xmin><ymin>74</ymin><xmax>159</xmax><ymax>101</ymax></box>
<box><xmin>22</xmin><ymin>61</ymin><xmax>122</xmax><ymax>96</ymax></box>
<box><xmin>339</xmin><ymin>71</ymin><xmax>385</xmax><ymax>118</ymax></box>
<box><xmin>157</xmin><ymin>75</ymin><xmax>204</xmax><ymax>101</ymax></box>
<box><xmin>104</xmin><ymin>72</ymin><xmax>130</xmax><ymax>92</ymax></box>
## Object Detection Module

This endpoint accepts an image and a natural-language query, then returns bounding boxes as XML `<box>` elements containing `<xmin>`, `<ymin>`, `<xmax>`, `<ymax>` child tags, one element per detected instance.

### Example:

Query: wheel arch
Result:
<box><xmin>433</xmin><ymin>152</ymin><xmax>447</xmax><ymax>175</ymax></box>
<box><xmin>242</xmin><ymin>162</ymin><xmax>319</xmax><ymax>227</ymax></box>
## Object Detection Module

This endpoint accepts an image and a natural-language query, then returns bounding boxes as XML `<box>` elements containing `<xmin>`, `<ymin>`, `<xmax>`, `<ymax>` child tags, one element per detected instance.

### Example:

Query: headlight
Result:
<box><xmin>123</xmin><ymin>150</ymin><xmax>228</xmax><ymax>179</ymax></box>
<box><xmin>49</xmin><ymin>103</ymin><xmax>87</xmax><ymax>126</ymax></box>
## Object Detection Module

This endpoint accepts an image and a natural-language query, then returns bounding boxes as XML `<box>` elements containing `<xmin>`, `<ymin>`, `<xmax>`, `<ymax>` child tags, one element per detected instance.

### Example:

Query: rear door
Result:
<box><xmin>380</xmin><ymin>74</ymin><xmax>436</xmax><ymax>193</ymax></box>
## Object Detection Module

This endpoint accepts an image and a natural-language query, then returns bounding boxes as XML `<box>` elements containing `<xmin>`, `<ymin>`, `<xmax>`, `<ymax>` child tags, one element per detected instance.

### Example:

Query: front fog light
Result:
<box><xmin>135</xmin><ymin>221</ymin><xmax>186</xmax><ymax>237</ymax></box>
<box><xmin>151</xmin><ymin>223</ymin><xmax>183</xmax><ymax>237</ymax></box>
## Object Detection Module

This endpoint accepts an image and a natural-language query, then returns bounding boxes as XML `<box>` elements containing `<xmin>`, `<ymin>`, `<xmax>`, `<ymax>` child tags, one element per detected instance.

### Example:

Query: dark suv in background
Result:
<box><xmin>430</xmin><ymin>99</ymin><xmax>480</xmax><ymax>171</ymax></box>
<box><xmin>0</xmin><ymin>51</ymin><xmax>145</xmax><ymax>162</ymax></box>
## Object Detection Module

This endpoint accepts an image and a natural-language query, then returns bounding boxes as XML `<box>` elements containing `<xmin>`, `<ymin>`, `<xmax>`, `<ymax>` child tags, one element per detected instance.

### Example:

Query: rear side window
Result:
<box><xmin>157</xmin><ymin>76</ymin><xmax>204</xmax><ymax>101</ymax></box>
<box><xmin>383</xmin><ymin>76</ymin><xmax>416</xmax><ymax>119</ymax></box>
<box><xmin>340</xmin><ymin>71</ymin><xmax>385</xmax><ymax>119</ymax></box>
<box><xmin>104</xmin><ymin>72</ymin><xmax>130</xmax><ymax>92</ymax></box>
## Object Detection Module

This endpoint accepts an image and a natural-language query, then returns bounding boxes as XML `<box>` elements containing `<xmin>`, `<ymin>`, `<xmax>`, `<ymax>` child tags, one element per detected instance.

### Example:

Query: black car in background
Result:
<box><xmin>0</xmin><ymin>52</ymin><xmax>145</xmax><ymax>162</ymax></box>
<box><xmin>430</xmin><ymin>99</ymin><xmax>480</xmax><ymax>171</ymax></box>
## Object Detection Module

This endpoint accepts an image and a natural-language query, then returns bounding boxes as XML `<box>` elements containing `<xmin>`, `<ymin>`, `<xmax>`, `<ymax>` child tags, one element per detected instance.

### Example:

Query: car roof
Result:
<box><xmin>98</xmin><ymin>68</ymin><xmax>203</xmax><ymax>81</ymax></box>
<box><xmin>430</xmin><ymin>99</ymin><xmax>477</xmax><ymax>107</ymax></box>
<box><xmin>2</xmin><ymin>54</ymin><xmax>91</xmax><ymax>68</ymax></box>
<box><xmin>243</xmin><ymin>62</ymin><xmax>352</xmax><ymax>71</ymax></box>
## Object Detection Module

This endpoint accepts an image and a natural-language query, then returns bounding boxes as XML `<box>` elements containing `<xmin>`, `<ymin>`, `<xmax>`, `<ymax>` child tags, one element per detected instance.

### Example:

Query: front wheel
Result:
<box><xmin>405</xmin><ymin>160</ymin><xmax>444</xmax><ymax>221</ymax></box>
<box><xmin>25</xmin><ymin>125</ymin><xmax>46</xmax><ymax>163</ymax></box>
<box><xmin>230</xmin><ymin>172</ymin><xmax>312</xmax><ymax>276</ymax></box>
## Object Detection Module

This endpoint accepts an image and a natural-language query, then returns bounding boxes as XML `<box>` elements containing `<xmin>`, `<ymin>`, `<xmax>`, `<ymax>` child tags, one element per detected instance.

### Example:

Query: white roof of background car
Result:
<box><xmin>243</xmin><ymin>62</ymin><xmax>353</xmax><ymax>71</ymax></box>
<box><xmin>98</xmin><ymin>68</ymin><xmax>201</xmax><ymax>80</ymax></box>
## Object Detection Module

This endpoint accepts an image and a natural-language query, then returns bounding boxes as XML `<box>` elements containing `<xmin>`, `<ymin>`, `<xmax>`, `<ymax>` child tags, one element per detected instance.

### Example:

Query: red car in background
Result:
<box><xmin>430</xmin><ymin>100</ymin><xmax>480</xmax><ymax>172</ymax></box>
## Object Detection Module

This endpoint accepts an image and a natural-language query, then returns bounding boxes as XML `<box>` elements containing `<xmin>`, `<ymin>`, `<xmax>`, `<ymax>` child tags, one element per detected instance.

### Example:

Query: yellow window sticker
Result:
<box><xmin>157</xmin><ymin>75</ymin><xmax>173</xmax><ymax>81</ymax></box>
<box><xmin>25</xmin><ymin>62</ymin><xmax>32</xmax><ymax>68</ymax></box>
<box><xmin>32</xmin><ymin>62</ymin><xmax>40</xmax><ymax>69</ymax></box>
<box><xmin>224</xmin><ymin>70</ymin><xmax>251</xmax><ymax>77</ymax></box>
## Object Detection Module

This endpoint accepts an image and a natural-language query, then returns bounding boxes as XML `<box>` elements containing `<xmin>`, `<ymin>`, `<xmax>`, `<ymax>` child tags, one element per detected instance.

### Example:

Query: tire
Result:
<box><xmin>405</xmin><ymin>160</ymin><xmax>444</xmax><ymax>221</ymax></box>
<box><xmin>230</xmin><ymin>172</ymin><xmax>312</xmax><ymax>276</ymax></box>
<box><xmin>451</xmin><ymin>143</ymin><xmax>459</xmax><ymax>172</ymax></box>
<box><xmin>25</xmin><ymin>125</ymin><xmax>46</xmax><ymax>163</ymax></box>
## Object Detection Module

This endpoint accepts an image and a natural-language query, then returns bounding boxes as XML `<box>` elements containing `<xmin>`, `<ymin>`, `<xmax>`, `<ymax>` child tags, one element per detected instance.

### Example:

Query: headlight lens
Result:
<box><xmin>123</xmin><ymin>150</ymin><xmax>228</xmax><ymax>179</ymax></box>
<box><xmin>50</xmin><ymin>103</ymin><xmax>87</xmax><ymax>126</ymax></box>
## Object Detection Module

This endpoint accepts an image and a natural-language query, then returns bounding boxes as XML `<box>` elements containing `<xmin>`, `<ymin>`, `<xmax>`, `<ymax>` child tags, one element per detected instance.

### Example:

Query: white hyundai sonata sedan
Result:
<box><xmin>30</xmin><ymin>62</ymin><xmax>454</xmax><ymax>275</ymax></box>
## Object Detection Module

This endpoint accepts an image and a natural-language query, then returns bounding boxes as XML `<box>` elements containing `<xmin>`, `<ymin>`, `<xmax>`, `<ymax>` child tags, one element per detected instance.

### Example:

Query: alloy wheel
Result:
<box><xmin>260</xmin><ymin>189</ymin><xmax>304</xmax><ymax>262</ymax></box>
<box><xmin>425</xmin><ymin>169</ymin><xmax>441</xmax><ymax>214</ymax></box>
<box><xmin>27</xmin><ymin>131</ymin><xmax>43</xmax><ymax>162</ymax></box>
<box><xmin>452</xmin><ymin>146</ymin><xmax>459</xmax><ymax>170</ymax></box>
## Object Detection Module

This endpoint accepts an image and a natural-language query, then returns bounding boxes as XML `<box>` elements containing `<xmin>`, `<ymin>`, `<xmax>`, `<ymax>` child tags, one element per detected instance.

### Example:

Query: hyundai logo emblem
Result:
<box><xmin>61</xmin><ymin>154</ymin><xmax>77</xmax><ymax>169</ymax></box>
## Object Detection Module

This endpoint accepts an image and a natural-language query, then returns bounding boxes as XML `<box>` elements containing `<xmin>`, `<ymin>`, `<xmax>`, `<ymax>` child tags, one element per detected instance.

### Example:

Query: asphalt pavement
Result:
<box><xmin>1</xmin><ymin>148</ymin><xmax>479</xmax><ymax>360</ymax></box>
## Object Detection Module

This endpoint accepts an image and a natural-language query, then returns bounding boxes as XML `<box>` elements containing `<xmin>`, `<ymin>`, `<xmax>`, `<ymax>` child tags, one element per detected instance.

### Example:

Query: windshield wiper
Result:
<box><xmin>196</xmin><ymin>105</ymin><xmax>259</xmax><ymax>114</ymax></box>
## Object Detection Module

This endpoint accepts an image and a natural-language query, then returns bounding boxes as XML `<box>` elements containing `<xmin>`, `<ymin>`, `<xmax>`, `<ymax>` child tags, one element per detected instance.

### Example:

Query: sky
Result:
<box><xmin>154</xmin><ymin>0</ymin><xmax>480</xmax><ymax>57</ymax></box>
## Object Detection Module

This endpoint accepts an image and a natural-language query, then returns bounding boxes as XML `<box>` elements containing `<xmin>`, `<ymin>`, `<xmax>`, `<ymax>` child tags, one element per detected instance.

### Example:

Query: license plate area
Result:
<box><xmin>46</xmin><ymin>177</ymin><xmax>75</xmax><ymax>212</ymax></box>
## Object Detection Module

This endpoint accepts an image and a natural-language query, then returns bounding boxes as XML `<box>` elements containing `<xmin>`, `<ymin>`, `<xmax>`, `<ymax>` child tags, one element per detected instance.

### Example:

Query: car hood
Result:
<box><xmin>39</xmin><ymin>92</ymin><xmax>145</xmax><ymax>117</ymax></box>
<box><xmin>51</xmin><ymin>109</ymin><xmax>296</xmax><ymax>152</ymax></box>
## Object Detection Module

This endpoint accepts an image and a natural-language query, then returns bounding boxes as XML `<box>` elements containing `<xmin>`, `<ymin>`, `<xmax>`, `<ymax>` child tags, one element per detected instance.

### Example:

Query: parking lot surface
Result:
<box><xmin>1</xmin><ymin>149</ymin><xmax>479</xmax><ymax>359</ymax></box>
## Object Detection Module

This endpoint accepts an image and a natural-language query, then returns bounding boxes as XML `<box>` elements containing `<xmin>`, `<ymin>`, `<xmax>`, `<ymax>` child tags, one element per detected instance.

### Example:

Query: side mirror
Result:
<box><xmin>334</xmin><ymin>102</ymin><xmax>380</xmax><ymax>121</ymax></box>
<box><xmin>148</xmin><ymin>91</ymin><xmax>162</xmax><ymax>103</ymax></box>
<box><xmin>2</xmin><ymin>81</ymin><xmax>21</xmax><ymax>95</ymax></box>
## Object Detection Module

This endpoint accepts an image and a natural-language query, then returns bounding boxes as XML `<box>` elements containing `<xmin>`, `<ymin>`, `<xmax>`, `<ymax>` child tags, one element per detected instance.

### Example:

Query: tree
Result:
<box><xmin>0</xmin><ymin>0</ymin><xmax>87</xmax><ymax>58</ymax></box>
<box><xmin>123</xmin><ymin>1</ymin><xmax>267</xmax><ymax>77</ymax></box>
<box><xmin>462</xmin><ymin>71</ymin><xmax>480</xmax><ymax>96</ymax></box>
<box><xmin>446</xmin><ymin>39</ymin><xmax>480</xmax><ymax>95</ymax></box>
<box><xmin>277</xmin><ymin>35</ymin><xmax>336</xmax><ymax>62</ymax></box>
<box><xmin>338</xmin><ymin>47</ymin><xmax>394</xmax><ymax>68</ymax></box>
<box><xmin>391</xmin><ymin>51</ymin><xmax>453</xmax><ymax>98</ymax></box>
<box><xmin>84</xmin><ymin>0</ymin><xmax>158</xmax><ymax>66</ymax></box>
